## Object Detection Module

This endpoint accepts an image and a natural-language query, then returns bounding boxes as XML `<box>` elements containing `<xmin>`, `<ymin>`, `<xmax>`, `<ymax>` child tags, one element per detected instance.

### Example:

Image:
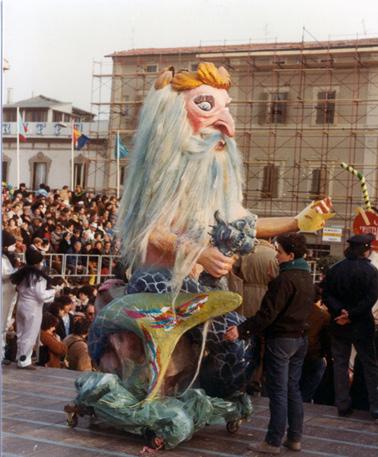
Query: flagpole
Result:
<box><xmin>116</xmin><ymin>131</ymin><xmax>120</xmax><ymax>199</ymax></box>
<box><xmin>16</xmin><ymin>106</ymin><xmax>20</xmax><ymax>188</ymax></box>
<box><xmin>71</xmin><ymin>120</ymin><xmax>74</xmax><ymax>191</ymax></box>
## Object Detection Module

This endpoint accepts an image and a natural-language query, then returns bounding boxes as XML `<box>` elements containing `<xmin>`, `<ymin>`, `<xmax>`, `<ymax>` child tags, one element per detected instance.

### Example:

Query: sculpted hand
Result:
<box><xmin>224</xmin><ymin>325</ymin><xmax>239</xmax><ymax>342</ymax></box>
<box><xmin>295</xmin><ymin>197</ymin><xmax>335</xmax><ymax>232</ymax></box>
<box><xmin>198</xmin><ymin>246</ymin><xmax>236</xmax><ymax>277</ymax></box>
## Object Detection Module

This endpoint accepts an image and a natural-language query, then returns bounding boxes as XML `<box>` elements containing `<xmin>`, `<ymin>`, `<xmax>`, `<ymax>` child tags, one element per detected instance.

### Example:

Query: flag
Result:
<box><xmin>114</xmin><ymin>135</ymin><xmax>129</xmax><ymax>158</ymax></box>
<box><xmin>18</xmin><ymin>110</ymin><xmax>28</xmax><ymax>142</ymax></box>
<box><xmin>73</xmin><ymin>127</ymin><xmax>89</xmax><ymax>150</ymax></box>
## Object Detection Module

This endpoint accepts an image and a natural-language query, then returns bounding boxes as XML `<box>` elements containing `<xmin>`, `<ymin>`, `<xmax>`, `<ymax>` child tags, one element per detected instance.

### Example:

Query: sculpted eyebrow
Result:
<box><xmin>194</xmin><ymin>95</ymin><xmax>215</xmax><ymax>104</ymax></box>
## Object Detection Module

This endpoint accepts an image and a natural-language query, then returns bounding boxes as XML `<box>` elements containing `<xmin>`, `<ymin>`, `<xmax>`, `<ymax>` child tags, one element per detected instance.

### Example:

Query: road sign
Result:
<box><xmin>322</xmin><ymin>227</ymin><xmax>343</xmax><ymax>243</ymax></box>
<box><xmin>353</xmin><ymin>210</ymin><xmax>378</xmax><ymax>250</ymax></box>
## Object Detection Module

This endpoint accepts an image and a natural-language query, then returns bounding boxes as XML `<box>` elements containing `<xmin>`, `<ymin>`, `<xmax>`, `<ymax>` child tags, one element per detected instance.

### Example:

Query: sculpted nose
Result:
<box><xmin>213</xmin><ymin>109</ymin><xmax>235</xmax><ymax>137</ymax></box>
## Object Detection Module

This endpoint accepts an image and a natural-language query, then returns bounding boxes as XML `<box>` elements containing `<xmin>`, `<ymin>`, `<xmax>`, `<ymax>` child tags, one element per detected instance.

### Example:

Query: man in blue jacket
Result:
<box><xmin>225</xmin><ymin>233</ymin><xmax>314</xmax><ymax>454</ymax></box>
<box><xmin>322</xmin><ymin>233</ymin><xmax>378</xmax><ymax>419</ymax></box>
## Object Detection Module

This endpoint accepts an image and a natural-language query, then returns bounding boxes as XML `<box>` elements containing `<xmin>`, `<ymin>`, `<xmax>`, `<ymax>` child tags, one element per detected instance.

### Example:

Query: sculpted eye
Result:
<box><xmin>194</xmin><ymin>95</ymin><xmax>214</xmax><ymax>111</ymax></box>
<box><xmin>197</xmin><ymin>101</ymin><xmax>212</xmax><ymax>111</ymax></box>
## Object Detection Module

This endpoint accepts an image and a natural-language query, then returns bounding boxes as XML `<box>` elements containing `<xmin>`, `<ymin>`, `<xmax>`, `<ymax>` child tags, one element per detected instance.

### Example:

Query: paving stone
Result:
<box><xmin>3</xmin><ymin>366</ymin><xmax>377</xmax><ymax>457</ymax></box>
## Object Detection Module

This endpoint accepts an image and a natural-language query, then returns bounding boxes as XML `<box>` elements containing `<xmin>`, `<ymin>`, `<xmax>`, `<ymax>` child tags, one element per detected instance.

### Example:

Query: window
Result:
<box><xmin>74</xmin><ymin>163</ymin><xmax>87</xmax><ymax>188</ymax></box>
<box><xmin>146</xmin><ymin>64</ymin><xmax>158</xmax><ymax>73</ymax></box>
<box><xmin>120</xmin><ymin>165</ymin><xmax>126</xmax><ymax>185</ymax></box>
<box><xmin>306</xmin><ymin>243</ymin><xmax>331</xmax><ymax>259</ymax></box>
<box><xmin>269</xmin><ymin>92</ymin><xmax>288</xmax><ymax>124</ymax></box>
<box><xmin>261</xmin><ymin>164</ymin><xmax>280</xmax><ymax>198</ymax></box>
<box><xmin>121</xmin><ymin>96</ymin><xmax>130</xmax><ymax>118</ymax></box>
<box><xmin>3</xmin><ymin>109</ymin><xmax>16</xmax><ymax>122</ymax></box>
<box><xmin>25</xmin><ymin>109</ymin><xmax>48</xmax><ymax>122</ymax></box>
<box><xmin>53</xmin><ymin>111</ymin><xmax>65</xmax><ymax>122</ymax></box>
<box><xmin>316</xmin><ymin>91</ymin><xmax>336</xmax><ymax>124</ymax></box>
<box><xmin>258</xmin><ymin>91</ymin><xmax>288</xmax><ymax>124</ymax></box>
<box><xmin>32</xmin><ymin>162</ymin><xmax>47</xmax><ymax>189</ymax></box>
<box><xmin>310</xmin><ymin>167</ymin><xmax>329</xmax><ymax>199</ymax></box>
<box><xmin>2</xmin><ymin>161</ymin><xmax>8</xmax><ymax>182</ymax></box>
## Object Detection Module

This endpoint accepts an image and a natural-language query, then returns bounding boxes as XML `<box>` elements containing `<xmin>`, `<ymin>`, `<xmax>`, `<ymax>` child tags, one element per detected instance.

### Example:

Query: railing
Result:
<box><xmin>16</xmin><ymin>253</ymin><xmax>121</xmax><ymax>285</ymax></box>
<box><xmin>15</xmin><ymin>253</ymin><xmax>322</xmax><ymax>286</ymax></box>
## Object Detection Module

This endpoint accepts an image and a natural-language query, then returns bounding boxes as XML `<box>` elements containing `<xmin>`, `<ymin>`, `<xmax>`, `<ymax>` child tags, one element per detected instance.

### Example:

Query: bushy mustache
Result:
<box><xmin>183</xmin><ymin>128</ymin><xmax>230</xmax><ymax>160</ymax></box>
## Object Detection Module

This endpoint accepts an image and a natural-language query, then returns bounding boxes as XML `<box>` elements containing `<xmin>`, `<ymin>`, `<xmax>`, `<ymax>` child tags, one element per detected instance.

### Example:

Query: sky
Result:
<box><xmin>2</xmin><ymin>0</ymin><xmax>378</xmax><ymax>113</ymax></box>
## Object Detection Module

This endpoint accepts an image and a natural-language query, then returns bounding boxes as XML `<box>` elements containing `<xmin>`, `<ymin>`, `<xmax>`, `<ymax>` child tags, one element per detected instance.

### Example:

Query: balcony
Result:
<box><xmin>2</xmin><ymin>120</ymin><xmax>109</xmax><ymax>139</ymax></box>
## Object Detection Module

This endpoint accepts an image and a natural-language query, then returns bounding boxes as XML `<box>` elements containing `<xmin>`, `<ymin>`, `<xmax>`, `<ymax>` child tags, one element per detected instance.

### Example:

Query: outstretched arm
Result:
<box><xmin>257</xmin><ymin>197</ymin><xmax>334</xmax><ymax>237</ymax></box>
<box><xmin>256</xmin><ymin>217</ymin><xmax>298</xmax><ymax>238</ymax></box>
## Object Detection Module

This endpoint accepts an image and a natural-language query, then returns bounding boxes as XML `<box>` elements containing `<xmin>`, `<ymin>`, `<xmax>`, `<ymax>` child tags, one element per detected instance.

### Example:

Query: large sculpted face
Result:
<box><xmin>183</xmin><ymin>85</ymin><xmax>235</xmax><ymax>137</ymax></box>
<box><xmin>117</xmin><ymin>62</ymin><xmax>245</xmax><ymax>279</ymax></box>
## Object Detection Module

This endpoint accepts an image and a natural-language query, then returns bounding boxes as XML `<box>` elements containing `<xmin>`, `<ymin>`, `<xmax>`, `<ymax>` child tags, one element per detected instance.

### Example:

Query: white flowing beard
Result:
<box><xmin>170</xmin><ymin>128</ymin><xmax>246</xmax><ymax>295</ymax></box>
<box><xmin>172</xmin><ymin>128</ymin><xmax>245</xmax><ymax>234</ymax></box>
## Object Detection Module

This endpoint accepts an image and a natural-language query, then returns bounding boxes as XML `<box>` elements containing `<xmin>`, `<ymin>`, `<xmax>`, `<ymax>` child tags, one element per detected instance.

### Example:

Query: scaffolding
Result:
<box><xmin>92</xmin><ymin>36</ymin><xmax>378</xmax><ymax>256</ymax></box>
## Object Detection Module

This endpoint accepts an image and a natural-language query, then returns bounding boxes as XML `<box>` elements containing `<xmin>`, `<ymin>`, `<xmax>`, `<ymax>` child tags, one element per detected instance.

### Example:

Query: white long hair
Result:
<box><xmin>117</xmin><ymin>85</ymin><xmax>246</xmax><ymax>293</ymax></box>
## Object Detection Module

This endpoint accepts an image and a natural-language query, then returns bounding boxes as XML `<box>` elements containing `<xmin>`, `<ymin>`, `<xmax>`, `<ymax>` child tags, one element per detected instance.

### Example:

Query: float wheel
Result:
<box><xmin>67</xmin><ymin>412</ymin><xmax>78</xmax><ymax>428</ymax></box>
<box><xmin>64</xmin><ymin>404</ymin><xmax>79</xmax><ymax>428</ymax></box>
<box><xmin>226</xmin><ymin>419</ymin><xmax>241</xmax><ymax>434</ymax></box>
<box><xmin>143</xmin><ymin>429</ymin><xmax>164</xmax><ymax>450</ymax></box>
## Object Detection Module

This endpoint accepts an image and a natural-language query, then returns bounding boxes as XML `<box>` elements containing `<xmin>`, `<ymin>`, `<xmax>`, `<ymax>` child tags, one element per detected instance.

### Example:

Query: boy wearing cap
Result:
<box><xmin>322</xmin><ymin>233</ymin><xmax>378</xmax><ymax>419</ymax></box>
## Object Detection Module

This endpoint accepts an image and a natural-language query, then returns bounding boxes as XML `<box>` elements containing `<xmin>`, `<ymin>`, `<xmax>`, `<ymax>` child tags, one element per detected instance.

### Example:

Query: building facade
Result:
<box><xmin>103</xmin><ymin>38</ymin><xmax>378</xmax><ymax>256</ymax></box>
<box><xmin>2</xmin><ymin>95</ymin><xmax>108</xmax><ymax>191</ymax></box>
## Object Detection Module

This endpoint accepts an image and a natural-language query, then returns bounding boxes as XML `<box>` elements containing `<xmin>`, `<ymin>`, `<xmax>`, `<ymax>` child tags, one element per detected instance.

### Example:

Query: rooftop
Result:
<box><xmin>107</xmin><ymin>37</ymin><xmax>378</xmax><ymax>58</ymax></box>
<box><xmin>4</xmin><ymin>95</ymin><xmax>93</xmax><ymax>116</ymax></box>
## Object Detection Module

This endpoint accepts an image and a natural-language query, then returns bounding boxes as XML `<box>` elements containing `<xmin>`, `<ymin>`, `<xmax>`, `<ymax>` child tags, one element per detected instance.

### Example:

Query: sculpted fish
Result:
<box><xmin>89</xmin><ymin>290</ymin><xmax>242</xmax><ymax>402</ymax></box>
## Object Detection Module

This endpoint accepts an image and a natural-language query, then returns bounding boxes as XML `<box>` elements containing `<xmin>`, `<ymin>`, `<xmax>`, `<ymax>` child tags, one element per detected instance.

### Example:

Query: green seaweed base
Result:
<box><xmin>73</xmin><ymin>372</ymin><xmax>253</xmax><ymax>449</ymax></box>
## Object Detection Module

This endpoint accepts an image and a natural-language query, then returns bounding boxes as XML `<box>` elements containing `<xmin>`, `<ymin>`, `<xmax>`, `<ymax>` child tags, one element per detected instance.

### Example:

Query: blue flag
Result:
<box><xmin>115</xmin><ymin>136</ymin><xmax>128</xmax><ymax>158</ymax></box>
<box><xmin>76</xmin><ymin>134</ymin><xmax>89</xmax><ymax>150</ymax></box>
<box><xmin>73</xmin><ymin>127</ymin><xmax>89</xmax><ymax>150</ymax></box>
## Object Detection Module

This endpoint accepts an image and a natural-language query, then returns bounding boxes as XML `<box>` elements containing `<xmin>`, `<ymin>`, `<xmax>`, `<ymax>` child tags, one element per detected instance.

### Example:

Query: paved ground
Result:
<box><xmin>2</xmin><ymin>364</ymin><xmax>378</xmax><ymax>456</ymax></box>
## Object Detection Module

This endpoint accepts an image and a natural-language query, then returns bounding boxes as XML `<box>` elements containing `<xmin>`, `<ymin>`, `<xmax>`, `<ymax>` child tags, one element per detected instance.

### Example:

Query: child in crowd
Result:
<box><xmin>38</xmin><ymin>312</ymin><xmax>67</xmax><ymax>368</ymax></box>
<box><xmin>64</xmin><ymin>318</ymin><xmax>92</xmax><ymax>371</ymax></box>
<box><xmin>11</xmin><ymin>249</ymin><xmax>56</xmax><ymax>369</ymax></box>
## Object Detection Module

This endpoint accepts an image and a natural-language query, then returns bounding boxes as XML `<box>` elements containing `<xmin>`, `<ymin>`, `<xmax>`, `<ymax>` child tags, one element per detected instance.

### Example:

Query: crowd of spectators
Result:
<box><xmin>3</xmin><ymin>241</ymin><xmax>101</xmax><ymax>371</ymax></box>
<box><xmin>2</xmin><ymin>182</ymin><xmax>123</xmax><ymax>372</ymax></box>
<box><xmin>35</xmin><ymin>289</ymin><xmax>97</xmax><ymax>371</ymax></box>
<box><xmin>2</xmin><ymin>182</ymin><xmax>120</xmax><ymax>261</ymax></box>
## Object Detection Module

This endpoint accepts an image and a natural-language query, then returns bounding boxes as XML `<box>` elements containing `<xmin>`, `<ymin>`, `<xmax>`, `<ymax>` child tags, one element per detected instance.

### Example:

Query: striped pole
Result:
<box><xmin>340</xmin><ymin>162</ymin><xmax>372</xmax><ymax>211</ymax></box>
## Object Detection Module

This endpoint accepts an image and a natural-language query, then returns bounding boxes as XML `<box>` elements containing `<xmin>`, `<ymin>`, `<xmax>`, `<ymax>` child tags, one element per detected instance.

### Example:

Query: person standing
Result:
<box><xmin>225</xmin><ymin>233</ymin><xmax>314</xmax><ymax>454</ymax></box>
<box><xmin>322</xmin><ymin>233</ymin><xmax>378</xmax><ymax>419</ymax></box>
<box><xmin>299</xmin><ymin>287</ymin><xmax>331</xmax><ymax>403</ymax></box>
<box><xmin>11</xmin><ymin>249</ymin><xmax>56</xmax><ymax>369</ymax></box>
<box><xmin>2</xmin><ymin>231</ymin><xmax>18</xmax><ymax>363</ymax></box>
<box><xmin>228</xmin><ymin>240</ymin><xmax>279</xmax><ymax>395</ymax></box>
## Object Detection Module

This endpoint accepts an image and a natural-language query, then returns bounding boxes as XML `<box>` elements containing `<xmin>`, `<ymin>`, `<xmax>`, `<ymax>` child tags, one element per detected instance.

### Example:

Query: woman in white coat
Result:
<box><xmin>11</xmin><ymin>249</ymin><xmax>56</xmax><ymax>369</ymax></box>
<box><xmin>2</xmin><ymin>231</ymin><xmax>18</xmax><ymax>362</ymax></box>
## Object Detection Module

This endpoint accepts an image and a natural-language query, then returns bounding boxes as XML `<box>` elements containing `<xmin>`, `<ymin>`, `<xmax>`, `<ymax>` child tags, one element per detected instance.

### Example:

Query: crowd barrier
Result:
<box><xmin>15</xmin><ymin>253</ymin><xmax>321</xmax><ymax>286</ymax></box>
<box><xmin>16</xmin><ymin>253</ymin><xmax>121</xmax><ymax>285</ymax></box>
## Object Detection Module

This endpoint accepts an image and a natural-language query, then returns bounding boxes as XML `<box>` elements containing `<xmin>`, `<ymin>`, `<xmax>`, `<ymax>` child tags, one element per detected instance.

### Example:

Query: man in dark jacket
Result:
<box><xmin>322</xmin><ymin>233</ymin><xmax>378</xmax><ymax>419</ymax></box>
<box><xmin>225</xmin><ymin>233</ymin><xmax>314</xmax><ymax>454</ymax></box>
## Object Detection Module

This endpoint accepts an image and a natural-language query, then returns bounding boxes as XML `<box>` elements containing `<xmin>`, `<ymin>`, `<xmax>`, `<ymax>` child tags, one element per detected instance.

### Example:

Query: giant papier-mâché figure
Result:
<box><xmin>66</xmin><ymin>63</ymin><xmax>334</xmax><ymax>449</ymax></box>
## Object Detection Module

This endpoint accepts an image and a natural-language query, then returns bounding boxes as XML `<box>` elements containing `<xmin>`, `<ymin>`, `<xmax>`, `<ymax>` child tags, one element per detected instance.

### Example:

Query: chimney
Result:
<box><xmin>7</xmin><ymin>88</ymin><xmax>13</xmax><ymax>104</ymax></box>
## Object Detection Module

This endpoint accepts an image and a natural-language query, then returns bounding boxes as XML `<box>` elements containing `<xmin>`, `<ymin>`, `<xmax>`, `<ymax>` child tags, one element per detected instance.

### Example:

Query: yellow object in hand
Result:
<box><xmin>295</xmin><ymin>198</ymin><xmax>335</xmax><ymax>232</ymax></box>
